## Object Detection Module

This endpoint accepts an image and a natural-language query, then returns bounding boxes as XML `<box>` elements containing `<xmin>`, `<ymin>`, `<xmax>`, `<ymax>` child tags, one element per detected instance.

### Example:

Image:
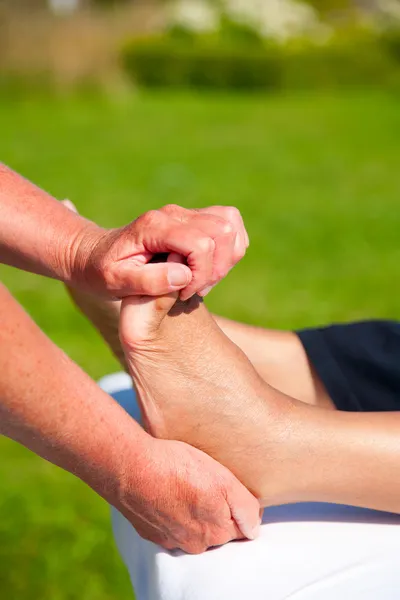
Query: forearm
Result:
<box><xmin>0</xmin><ymin>283</ymin><xmax>148</xmax><ymax>503</ymax></box>
<box><xmin>269</xmin><ymin>400</ymin><xmax>400</xmax><ymax>513</ymax></box>
<box><xmin>0</xmin><ymin>164</ymin><xmax>103</xmax><ymax>283</ymax></box>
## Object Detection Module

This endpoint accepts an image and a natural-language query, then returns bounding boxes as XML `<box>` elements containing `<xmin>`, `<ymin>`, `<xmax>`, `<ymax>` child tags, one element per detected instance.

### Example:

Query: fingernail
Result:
<box><xmin>248</xmin><ymin>522</ymin><xmax>261</xmax><ymax>540</ymax></box>
<box><xmin>199</xmin><ymin>285</ymin><xmax>213</xmax><ymax>297</ymax></box>
<box><xmin>168</xmin><ymin>265</ymin><xmax>190</xmax><ymax>288</ymax></box>
<box><xmin>62</xmin><ymin>199</ymin><xmax>77</xmax><ymax>213</ymax></box>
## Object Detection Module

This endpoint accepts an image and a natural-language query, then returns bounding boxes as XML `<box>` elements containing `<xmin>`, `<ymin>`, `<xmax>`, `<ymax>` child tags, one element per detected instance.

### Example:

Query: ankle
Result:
<box><xmin>258</xmin><ymin>398</ymin><xmax>310</xmax><ymax>506</ymax></box>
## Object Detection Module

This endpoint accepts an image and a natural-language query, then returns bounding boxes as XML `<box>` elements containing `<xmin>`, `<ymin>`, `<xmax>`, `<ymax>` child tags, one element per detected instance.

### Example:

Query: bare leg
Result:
<box><xmin>213</xmin><ymin>316</ymin><xmax>335</xmax><ymax>410</ymax></box>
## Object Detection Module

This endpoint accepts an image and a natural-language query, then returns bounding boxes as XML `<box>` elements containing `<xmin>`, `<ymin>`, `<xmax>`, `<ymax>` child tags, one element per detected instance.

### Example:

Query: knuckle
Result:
<box><xmin>211</xmin><ymin>261</ymin><xmax>232</xmax><ymax>282</ymax></box>
<box><xmin>160</xmin><ymin>204</ymin><xmax>181</xmax><ymax>216</ymax></box>
<box><xmin>224</xmin><ymin>206</ymin><xmax>242</xmax><ymax>223</ymax></box>
<box><xmin>219</xmin><ymin>221</ymin><xmax>234</xmax><ymax>235</ymax></box>
<box><xmin>210</xmin><ymin>272</ymin><xmax>225</xmax><ymax>285</ymax></box>
<box><xmin>184</xmin><ymin>542</ymin><xmax>208</xmax><ymax>555</ymax></box>
<box><xmin>138</xmin><ymin>209</ymin><xmax>161</xmax><ymax>228</ymax></box>
<box><xmin>224</xmin><ymin>206</ymin><xmax>243</xmax><ymax>226</ymax></box>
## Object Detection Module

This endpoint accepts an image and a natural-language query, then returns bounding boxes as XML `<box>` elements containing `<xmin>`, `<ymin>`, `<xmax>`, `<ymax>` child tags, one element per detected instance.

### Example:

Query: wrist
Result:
<box><xmin>62</xmin><ymin>220</ymin><xmax>108</xmax><ymax>290</ymax></box>
<box><xmin>109</xmin><ymin>434</ymin><xmax>164</xmax><ymax>512</ymax></box>
<box><xmin>84</xmin><ymin>418</ymin><xmax>154</xmax><ymax>507</ymax></box>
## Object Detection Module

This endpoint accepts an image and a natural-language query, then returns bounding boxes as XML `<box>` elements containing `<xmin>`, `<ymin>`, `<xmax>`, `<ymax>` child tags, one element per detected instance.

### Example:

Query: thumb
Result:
<box><xmin>226</xmin><ymin>480</ymin><xmax>262</xmax><ymax>541</ymax></box>
<box><xmin>120</xmin><ymin>253</ymin><xmax>184</xmax><ymax>348</ymax></box>
<box><xmin>111</xmin><ymin>258</ymin><xmax>192</xmax><ymax>297</ymax></box>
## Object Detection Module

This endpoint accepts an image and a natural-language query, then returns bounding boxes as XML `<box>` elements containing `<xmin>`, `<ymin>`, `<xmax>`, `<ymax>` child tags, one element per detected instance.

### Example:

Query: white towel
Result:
<box><xmin>100</xmin><ymin>373</ymin><xmax>400</xmax><ymax>600</ymax></box>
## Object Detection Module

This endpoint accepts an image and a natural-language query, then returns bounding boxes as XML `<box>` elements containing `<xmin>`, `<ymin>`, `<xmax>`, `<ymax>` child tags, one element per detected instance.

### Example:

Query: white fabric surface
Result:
<box><xmin>100</xmin><ymin>373</ymin><xmax>400</xmax><ymax>600</ymax></box>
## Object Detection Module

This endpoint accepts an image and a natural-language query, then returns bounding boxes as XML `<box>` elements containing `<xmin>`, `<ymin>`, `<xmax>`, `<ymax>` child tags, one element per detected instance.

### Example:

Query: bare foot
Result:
<box><xmin>120</xmin><ymin>255</ymin><xmax>295</xmax><ymax>505</ymax></box>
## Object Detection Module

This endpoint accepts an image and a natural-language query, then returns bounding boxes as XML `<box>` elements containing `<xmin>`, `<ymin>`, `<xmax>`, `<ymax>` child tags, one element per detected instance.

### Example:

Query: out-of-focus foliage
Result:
<box><xmin>301</xmin><ymin>0</ymin><xmax>356</xmax><ymax>15</ymax></box>
<box><xmin>91</xmin><ymin>0</ymin><xmax>130</xmax><ymax>7</ymax></box>
<box><xmin>122</xmin><ymin>37</ymin><xmax>281</xmax><ymax>89</ymax></box>
<box><xmin>2</xmin><ymin>0</ymin><xmax>400</xmax><ymax>94</ymax></box>
<box><xmin>122</xmin><ymin>12</ymin><xmax>400</xmax><ymax>91</ymax></box>
<box><xmin>167</xmin><ymin>0</ymin><xmax>324</xmax><ymax>41</ymax></box>
<box><xmin>282</xmin><ymin>30</ymin><xmax>399</xmax><ymax>89</ymax></box>
<box><xmin>382</xmin><ymin>27</ymin><xmax>400</xmax><ymax>59</ymax></box>
<box><xmin>375</xmin><ymin>0</ymin><xmax>400</xmax><ymax>24</ymax></box>
<box><xmin>223</xmin><ymin>0</ymin><xmax>322</xmax><ymax>41</ymax></box>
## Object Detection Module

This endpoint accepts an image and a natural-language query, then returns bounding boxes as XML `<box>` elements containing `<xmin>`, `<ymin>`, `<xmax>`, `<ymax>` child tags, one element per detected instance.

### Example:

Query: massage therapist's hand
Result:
<box><xmin>0</xmin><ymin>165</ymin><xmax>248</xmax><ymax>300</ymax></box>
<box><xmin>72</xmin><ymin>204</ymin><xmax>249</xmax><ymax>301</ymax></box>
<box><xmin>115</xmin><ymin>437</ymin><xmax>261</xmax><ymax>554</ymax></box>
<box><xmin>0</xmin><ymin>283</ymin><xmax>260</xmax><ymax>555</ymax></box>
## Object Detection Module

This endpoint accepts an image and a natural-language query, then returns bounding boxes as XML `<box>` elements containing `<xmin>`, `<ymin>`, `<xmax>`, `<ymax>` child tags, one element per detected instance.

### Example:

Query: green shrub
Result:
<box><xmin>121</xmin><ymin>28</ymin><xmax>400</xmax><ymax>92</ymax></box>
<box><xmin>301</xmin><ymin>0</ymin><xmax>357</xmax><ymax>17</ymax></box>
<box><xmin>218</xmin><ymin>15</ymin><xmax>265</xmax><ymax>49</ymax></box>
<box><xmin>380</xmin><ymin>29</ymin><xmax>400</xmax><ymax>63</ymax></box>
<box><xmin>282</xmin><ymin>36</ymin><xmax>399</xmax><ymax>90</ymax></box>
<box><xmin>121</xmin><ymin>37</ymin><xmax>282</xmax><ymax>90</ymax></box>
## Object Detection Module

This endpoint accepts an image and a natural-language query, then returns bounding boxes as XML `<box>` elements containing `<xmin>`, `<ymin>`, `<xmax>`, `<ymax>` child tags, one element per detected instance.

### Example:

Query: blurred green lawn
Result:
<box><xmin>0</xmin><ymin>90</ymin><xmax>399</xmax><ymax>600</ymax></box>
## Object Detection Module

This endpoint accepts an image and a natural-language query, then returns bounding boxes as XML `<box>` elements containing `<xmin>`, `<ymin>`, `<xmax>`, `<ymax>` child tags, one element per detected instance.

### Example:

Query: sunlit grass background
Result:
<box><xmin>1</xmin><ymin>89</ymin><xmax>399</xmax><ymax>599</ymax></box>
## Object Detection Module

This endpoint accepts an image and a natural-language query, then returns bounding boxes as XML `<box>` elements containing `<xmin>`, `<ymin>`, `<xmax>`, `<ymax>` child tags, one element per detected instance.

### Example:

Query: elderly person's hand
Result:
<box><xmin>1</xmin><ymin>165</ymin><xmax>248</xmax><ymax>299</ymax></box>
<box><xmin>72</xmin><ymin>204</ymin><xmax>249</xmax><ymax>301</ymax></box>
<box><xmin>114</xmin><ymin>436</ymin><xmax>261</xmax><ymax>554</ymax></box>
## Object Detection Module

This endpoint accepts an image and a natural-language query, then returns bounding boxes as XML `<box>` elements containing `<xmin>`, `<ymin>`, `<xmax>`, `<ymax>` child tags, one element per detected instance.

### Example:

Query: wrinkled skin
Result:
<box><xmin>74</xmin><ymin>204</ymin><xmax>249</xmax><ymax>300</ymax></box>
<box><xmin>115</xmin><ymin>437</ymin><xmax>261</xmax><ymax>553</ymax></box>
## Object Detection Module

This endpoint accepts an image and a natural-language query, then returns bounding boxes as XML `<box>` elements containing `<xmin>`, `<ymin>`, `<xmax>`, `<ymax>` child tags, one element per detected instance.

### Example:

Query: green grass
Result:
<box><xmin>0</xmin><ymin>89</ymin><xmax>399</xmax><ymax>599</ymax></box>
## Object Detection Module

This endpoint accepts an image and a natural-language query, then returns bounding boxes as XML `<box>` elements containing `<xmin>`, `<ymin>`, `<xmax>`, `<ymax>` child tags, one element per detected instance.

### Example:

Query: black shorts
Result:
<box><xmin>297</xmin><ymin>320</ymin><xmax>400</xmax><ymax>412</ymax></box>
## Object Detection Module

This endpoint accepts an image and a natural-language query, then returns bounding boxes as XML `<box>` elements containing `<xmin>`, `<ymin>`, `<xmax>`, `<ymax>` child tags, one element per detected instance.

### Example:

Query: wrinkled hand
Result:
<box><xmin>73</xmin><ymin>204</ymin><xmax>249</xmax><ymax>300</ymax></box>
<box><xmin>114</xmin><ymin>436</ymin><xmax>261</xmax><ymax>554</ymax></box>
